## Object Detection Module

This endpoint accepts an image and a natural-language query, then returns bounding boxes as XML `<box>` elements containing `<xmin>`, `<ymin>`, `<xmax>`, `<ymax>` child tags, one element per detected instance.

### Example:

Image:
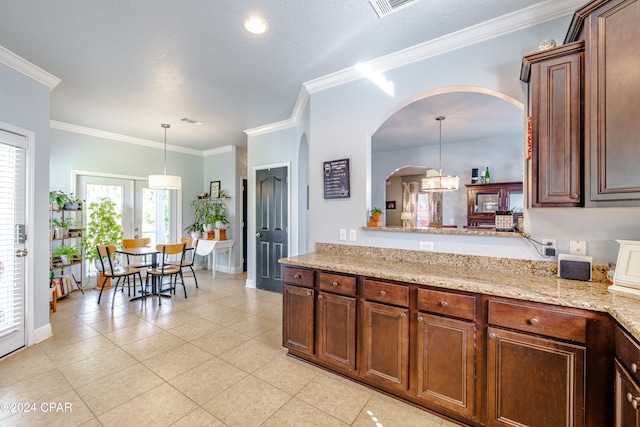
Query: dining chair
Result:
<box><xmin>122</xmin><ymin>237</ymin><xmax>153</xmax><ymax>295</ymax></box>
<box><xmin>167</xmin><ymin>237</ymin><xmax>199</xmax><ymax>288</ymax></box>
<box><xmin>144</xmin><ymin>243</ymin><xmax>186</xmax><ymax>305</ymax></box>
<box><xmin>96</xmin><ymin>245</ymin><xmax>144</xmax><ymax>309</ymax></box>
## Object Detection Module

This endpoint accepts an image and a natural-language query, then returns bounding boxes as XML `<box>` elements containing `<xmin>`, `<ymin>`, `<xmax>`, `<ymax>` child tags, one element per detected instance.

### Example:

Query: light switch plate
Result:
<box><xmin>349</xmin><ymin>229</ymin><xmax>356</xmax><ymax>241</ymax></box>
<box><xmin>339</xmin><ymin>229</ymin><xmax>346</xmax><ymax>241</ymax></box>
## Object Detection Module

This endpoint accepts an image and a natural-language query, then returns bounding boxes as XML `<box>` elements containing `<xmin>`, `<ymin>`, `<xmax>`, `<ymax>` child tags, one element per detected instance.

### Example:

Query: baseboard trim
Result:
<box><xmin>33</xmin><ymin>323</ymin><xmax>52</xmax><ymax>344</ymax></box>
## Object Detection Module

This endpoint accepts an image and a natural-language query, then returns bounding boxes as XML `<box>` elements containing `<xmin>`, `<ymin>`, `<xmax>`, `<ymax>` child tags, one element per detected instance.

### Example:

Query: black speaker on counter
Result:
<box><xmin>471</xmin><ymin>168</ymin><xmax>479</xmax><ymax>184</ymax></box>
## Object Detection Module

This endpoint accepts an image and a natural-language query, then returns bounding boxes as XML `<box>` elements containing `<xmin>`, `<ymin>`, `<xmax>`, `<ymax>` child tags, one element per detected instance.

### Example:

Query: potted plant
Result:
<box><xmin>63</xmin><ymin>193</ymin><xmax>83</xmax><ymax>210</ymax></box>
<box><xmin>83</xmin><ymin>197</ymin><xmax>124</xmax><ymax>286</ymax></box>
<box><xmin>51</xmin><ymin>217</ymin><xmax>76</xmax><ymax>239</ymax></box>
<box><xmin>52</xmin><ymin>244</ymin><xmax>81</xmax><ymax>265</ymax></box>
<box><xmin>370</xmin><ymin>207</ymin><xmax>383</xmax><ymax>222</ymax></box>
<box><xmin>190</xmin><ymin>197</ymin><xmax>217</xmax><ymax>232</ymax></box>
<box><xmin>183</xmin><ymin>222</ymin><xmax>202</xmax><ymax>239</ymax></box>
<box><xmin>49</xmin><ymin>191</ymin><xmax>69</xmax><ymax>211</ymax></box>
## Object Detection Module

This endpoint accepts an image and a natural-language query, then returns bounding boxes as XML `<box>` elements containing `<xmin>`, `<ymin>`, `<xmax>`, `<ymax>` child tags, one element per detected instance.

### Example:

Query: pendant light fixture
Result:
<box><xmin>148</xmin><ymin>123</ymin><xmax>182</xmax><ymax>190</ymax></box>
<box><xmin>421</xmin><ymin>115</ymin><xmax>460</xmax><ymax>192</ymax></box>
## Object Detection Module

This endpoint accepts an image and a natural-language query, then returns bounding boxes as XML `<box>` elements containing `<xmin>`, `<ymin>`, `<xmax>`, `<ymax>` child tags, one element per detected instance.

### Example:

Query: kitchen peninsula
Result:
<box><xmin>280</xmin><ymin>243</ymin><xmax>639</xmax><ymax>426</ymax></box>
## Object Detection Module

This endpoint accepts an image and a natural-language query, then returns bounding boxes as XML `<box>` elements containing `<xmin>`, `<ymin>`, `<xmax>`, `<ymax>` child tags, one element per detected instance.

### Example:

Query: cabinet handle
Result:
<box><xmin>633</xmin><ymin>363</ymin><xmax>638</xmax><ymax>373</ymax></box>
<box><xmin>628</xmin><ymin>393</ymin><xmax>640</xmax><ymax>410</ymax></box>
<box><xmin>529</xmin><ymin>317</ymin><xmax>539</xmax><ymax>325</ymax></box>
<box><xmin>318</xmin><ymin>294</ymin><xmax>323</xmax><ymax>299</ymax></box>
<box><xmin>400</xmin><ymin>313</ymin><xmax>407</xmax><ymax>318</ymax></box>
<box><xmin>440</xmin><ymin>300</ymin><xmax>448</xmax><ymax>307</ymax></box>
<box><xmin>417</xmin><ymin>316</ymin><xmax>424</xmax><ymax>322</ymax></box>
<box><xmin>306</xmin><ymin>291</ymin><xmax>311</xmax><ymax>296</ymax></box>
<box><xmin>570</xmin><ymin>193</ymin><xmax>580</xmax><ymax>199</ymax></box>
<box><xmin>294</xmin><ymin>274</ymin><xmax>300</xmax><ymax>279</ymax></box>
<box><xmin>489</xmin><ymin>332</ymin><xmax>497</xmax><ymax>339</ymax></box>
<box><xmin>332</xmin><ymin>281</ymin><xmax>338</xmax><ymax>287</ymax></box>
<box><xmin>380</xmin><ymin>290</ymin><xmax>387</xmax><ymax>296</ymax></box>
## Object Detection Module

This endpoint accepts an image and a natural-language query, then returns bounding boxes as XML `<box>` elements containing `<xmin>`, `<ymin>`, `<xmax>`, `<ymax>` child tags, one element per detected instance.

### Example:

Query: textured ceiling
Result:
<box><xmin>1</xmin><ymin>0</ymin><xmax>565</xmax><ymax>151</ymax></box>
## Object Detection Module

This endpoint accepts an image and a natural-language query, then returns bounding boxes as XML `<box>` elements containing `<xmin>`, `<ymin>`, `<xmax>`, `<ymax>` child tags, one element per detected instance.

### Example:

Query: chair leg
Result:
<box><xmin>179</xmin><ymin>270</ymin><xmax>187</xmax><ymax>298</ymax></box>
<box><xmin>189</xmin><ymin>265</ymin><xmax>198</xmax><ymax>288</ymax></box>
<box><xmin>111</xmin><ymin>277</ymin><xmax>123</xmax><ymax>310</ymax></box>
<box><xmin>97</xmin><ymin>275</ymin><xmax>109</xmax><ymax>304</ymax></box>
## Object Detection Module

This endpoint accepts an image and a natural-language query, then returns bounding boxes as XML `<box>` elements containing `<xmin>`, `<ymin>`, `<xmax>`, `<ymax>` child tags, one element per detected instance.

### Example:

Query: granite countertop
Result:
<box><xmin>280</xmin><ymin>248</ymin><xmax>640</xmax><ymax>342</ymax></box>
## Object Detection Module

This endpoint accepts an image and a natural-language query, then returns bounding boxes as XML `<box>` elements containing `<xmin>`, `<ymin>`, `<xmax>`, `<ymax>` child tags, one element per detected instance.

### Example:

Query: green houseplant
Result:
<box><xmin>52</xmin><ymin>244</ymin><xmax>81</xmax><ymax>265</ymax></box>
<box><xmin>83</xmin><ymin>197</ymin><xmax>124</xmax><ymax>264</ymax></box>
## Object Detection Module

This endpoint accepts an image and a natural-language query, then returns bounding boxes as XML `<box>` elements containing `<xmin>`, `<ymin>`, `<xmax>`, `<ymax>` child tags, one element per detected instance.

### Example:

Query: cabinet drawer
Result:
<box><xmin>362</xmin><ymin>279</ymin><xmax>409</xmax><ymax>307</ymax></box>
<box><xmin>615</xmin><ymin>326</ymin><xmax>640</xmax><ymax>383</ymax></box>
<box><xmin>283</xmin><ymin>267</ymin><xmax>315</xmax><ymax>288</ymax></box>
<box><xmin>488</xmin><ymin>300</ymin><xmax>586</xmax><ymax>343</ymax></box>
<box><xmin>417</xmin><ymin>288</ymin><xmax>476</xmax><ymax>321</ymax></box>
<box><xmin>318</xmin><ymin>272</ymin><xmax>356</xmax><ymax>297</ymax></box>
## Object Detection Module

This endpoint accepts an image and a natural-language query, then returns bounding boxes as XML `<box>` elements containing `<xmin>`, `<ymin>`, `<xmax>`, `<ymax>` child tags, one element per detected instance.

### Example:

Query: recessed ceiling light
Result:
<box><xmin>243</xmin><ymin>15</ymin><xmax>268</xmax><ymax>35</ymax></box>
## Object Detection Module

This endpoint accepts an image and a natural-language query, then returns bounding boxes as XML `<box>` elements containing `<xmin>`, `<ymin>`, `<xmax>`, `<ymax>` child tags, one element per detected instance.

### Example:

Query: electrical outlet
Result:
<box><xmin>349</xmin><ymin>229</ymin><xmax>356</xmax><ymax>241</ymax></box>
<box><xmin>339</xmin><ymin>229</ymin><xmax>346</xmax><ymax>241</ymax></box>
<box><xmin>570</xmin><ymin>240</ymin><xmax>587</xmax><ymax>255</ymax></box>
<box><xmin>542</xmin><ymin>238</ymin><xmax>556</xmax><ymax>256</ymax></box>
<box><xmin>419</xmin><ymin>241</ymin><xmax>434</xmax><ymax>251</ymax></box>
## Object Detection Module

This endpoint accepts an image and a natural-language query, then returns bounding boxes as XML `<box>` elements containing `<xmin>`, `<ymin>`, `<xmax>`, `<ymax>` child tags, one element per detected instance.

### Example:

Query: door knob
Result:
<box><xmin>255</xmin><ymin>232</ymin><xmax>261</xmax><ymax>237</ymax></box>
<box><xmin>15</xmin><ymin>249</ymin><xmax>28</xmax><ymax>257</ymax></box>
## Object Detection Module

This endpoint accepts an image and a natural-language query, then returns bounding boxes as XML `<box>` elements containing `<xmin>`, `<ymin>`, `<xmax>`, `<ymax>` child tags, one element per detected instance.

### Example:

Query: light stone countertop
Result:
<box><xmin>280</xmin><ymin>245</ymin><xmax>640</xmax><ymax>342</ymax></box>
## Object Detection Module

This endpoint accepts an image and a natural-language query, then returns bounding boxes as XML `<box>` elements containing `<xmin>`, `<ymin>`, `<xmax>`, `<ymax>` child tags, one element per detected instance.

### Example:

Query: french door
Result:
<box><xmin>0</xmin><ymin>130</ymin><xmax>28</xmax><ymax>358</ymax></box>
<box><xmin>77</xmin><ymin>174</ymin><xmax>179</xmax><ymax>275</ymax></box>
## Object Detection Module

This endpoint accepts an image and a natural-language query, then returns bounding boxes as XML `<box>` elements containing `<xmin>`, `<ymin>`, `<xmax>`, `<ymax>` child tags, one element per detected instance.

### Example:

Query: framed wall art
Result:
<box><xmin>210</xmin><ymin>181</ymin><xmax>220</xmax><ymax>199</ymax></box>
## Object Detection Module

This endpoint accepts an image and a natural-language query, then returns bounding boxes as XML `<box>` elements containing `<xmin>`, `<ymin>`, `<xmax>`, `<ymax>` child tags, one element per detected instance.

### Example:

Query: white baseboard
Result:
<box><xmin>245</xmin><ymin>278</ymin><xmax>255</xmax><ymax>288</ymax></box>
<box><xmin>33</xmin><ymin>323</ymin><xmax>52</xmax><ymax>344</ymax></box>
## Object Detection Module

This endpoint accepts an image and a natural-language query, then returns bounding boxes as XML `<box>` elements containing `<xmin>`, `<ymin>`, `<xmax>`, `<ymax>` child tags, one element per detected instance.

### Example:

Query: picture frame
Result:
<box><xmin>386</xmin><ymin>201</ymin><xmax>396</xmax><ymax>210</ymax></box>
<box><xmin>209</xmin><ymin>181</ymin><xmax>220</xmax><ymax>199</ymax></box>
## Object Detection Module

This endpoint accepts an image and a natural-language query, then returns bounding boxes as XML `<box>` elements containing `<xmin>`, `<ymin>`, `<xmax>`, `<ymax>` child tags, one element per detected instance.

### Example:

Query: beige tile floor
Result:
<box><xmin>0</xmin><ymin>270</ymin><xmax>462</xmax><ymax>426</ymax></box>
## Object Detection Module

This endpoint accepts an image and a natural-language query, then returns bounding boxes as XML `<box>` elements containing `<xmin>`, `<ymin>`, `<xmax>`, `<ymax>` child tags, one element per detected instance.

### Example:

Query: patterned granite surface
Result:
<box><xmin>362</xmin><ymin>225</ymin><xmax>527</xmax><ymax>237</ymax></box>
<box><xmin>280</xmin><ymin>243</ymin><xmax>640</xmax><ymax>342</ymax></box>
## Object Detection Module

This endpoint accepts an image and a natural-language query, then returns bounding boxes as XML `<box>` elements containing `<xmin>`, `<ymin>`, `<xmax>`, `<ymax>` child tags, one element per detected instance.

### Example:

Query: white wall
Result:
<box><xmin>0</xmin><ymin>62</ymin><xmax>51</xmax><ymax>334</ymax></box>
<box><xmin>247</xmin><ymin>16</ymin><xmax>640</xmax><ymax>267</ymax></box>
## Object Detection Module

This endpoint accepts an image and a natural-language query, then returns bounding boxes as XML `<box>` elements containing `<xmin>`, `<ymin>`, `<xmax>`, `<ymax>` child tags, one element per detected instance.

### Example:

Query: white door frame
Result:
<box><xmin>0</xmin><ymin>122</ymin><xmax>35</xmax><ymax>349</ymax></box>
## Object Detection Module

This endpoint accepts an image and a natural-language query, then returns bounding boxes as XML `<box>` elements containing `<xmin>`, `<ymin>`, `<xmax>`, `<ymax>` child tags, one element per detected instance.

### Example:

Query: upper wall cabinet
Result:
<box><xmin>524</xmin><ymin>0</ymin><xmax>640</xmax><ymax>208</ymax></box>
<box><xmin>522</xmin><ymin>42</ymin><xmax>584</xmax><ymax>207</ymax></box>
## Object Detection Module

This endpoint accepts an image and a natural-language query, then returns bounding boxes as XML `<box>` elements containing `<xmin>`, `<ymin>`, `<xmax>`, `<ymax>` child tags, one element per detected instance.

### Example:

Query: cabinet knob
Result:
<box><xmin>632</xmin><ymin>363</ymin><xmax>638</xmax><ymax>373</ymax></box>
<box><xmin>529</xmin><ymin>317</ymin><xmax>539</xmax><ymax>325</ymax></box>
<box><xmin>417</xmin><ymin>316</ymin><xmax>424</xmax><ymax>322</ymax></box>
<box><xmin>306</xmin><ymin>291</ymin><xmax>311</xmax><ymax>296</ymax></box>
<box><xmin>634</xmin><ymin>399</ymin><xmax>639</xmax><ymax>411</ymax></box>
<box><xmin>489</xmin><ymin>332</ymin><xmax>497</xmax><ymax>339</ymax></box>
<box><xmin>570</xmin><ymin>193</ymin><xmax>580</xmax><ymax>199</ymax></box>
<box><xmin>332</xmin><ymin>281</ymin><xmax>338</xmax><ymax>287</ymax></box>
<box><xmin>317</xmin><ymin>294</ymin><xmax>323</xmax><ymax>299</ymax></box>
<box><xmin>380</xmin><ymin>290</ymin><xmax>387</xmax><ymax>296</ymax></box>
<box><xmin>400</xmin><ymin>313</ymin><xmax>407</xmax><ymax>318</ymax></box>
<box><xmin>440</xmin><ymin>300</ymin><xmax>448</xmax><ymax>307</ymax></box>
<box><xmin>294</xmin><ymin>274</ymin><xmax>300</xmax><ymax>279</ymax></box>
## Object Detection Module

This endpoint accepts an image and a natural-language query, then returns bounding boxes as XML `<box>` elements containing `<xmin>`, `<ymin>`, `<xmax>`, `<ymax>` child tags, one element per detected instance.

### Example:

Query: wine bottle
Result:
<box><xmin>485</xmin><ymin>167</ymin><xmax>490</xmax><ymax>183</ymax></box>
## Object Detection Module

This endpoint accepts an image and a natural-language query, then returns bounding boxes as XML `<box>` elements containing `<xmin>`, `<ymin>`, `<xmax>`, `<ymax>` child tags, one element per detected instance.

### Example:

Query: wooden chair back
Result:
<box><xmin>96</xmin><ymin>245</ymin><xmax>117</xmax><ymax>274</ymax></box>
<box><xmin>180</xmin><ymin>237</ymin><xmax>197</xmax><ymax>249</ymax></box>
<box><xmin>122</xmin><ymin>237</ymin><xmax>151</xmax><ymax>248</ymax></box>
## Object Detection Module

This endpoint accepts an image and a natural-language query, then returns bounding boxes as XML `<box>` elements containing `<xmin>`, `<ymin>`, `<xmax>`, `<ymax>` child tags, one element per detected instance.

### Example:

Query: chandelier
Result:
<box><xmin>421</xmin><ymin>116</ymin><xmax>459</xmax><ymax>192</ymax></box>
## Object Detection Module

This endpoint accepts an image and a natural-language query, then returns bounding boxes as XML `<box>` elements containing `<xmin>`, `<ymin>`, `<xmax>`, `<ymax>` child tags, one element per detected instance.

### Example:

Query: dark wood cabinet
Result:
<box><xmin>487</xmin><ymin>326</ymin><xmax>585</xmax><ymax>427</ymax></box>
<box><xmin>282</xmin><ymin>284</ymin><xmax>315</xmax><ymax>356</ymax></box>
<box><xmin>416</xmin><ymin>313</ymin><xmax>475</xmax><ymax>418</ymax></box>
<box><xmin>582</xmin><ymin>0</ymin><xmax>640</xmax><ymax>206</ymax></box>
<box><xmin>615</xmin><ymin>326</ymin><xmax>640</xmax><ymax>426</ymax></box>
<box><xmin>523</xmin><ymin>41</ymin><xmax>584</xmax><ymax>207</ymax></box>
<box><xmin>316</xmin><ymin>272</ymin><xmax>357</xmax><ymax>372</ymax></box>
<box><xmin>360</xmin><ymin>300</ymin><xmax>409</xmax><ymax>392</ymax></box>
<box><xmin>465</xmin><ymin>182</ymin><xmax>523</xmax><ymax>227</ymax></box>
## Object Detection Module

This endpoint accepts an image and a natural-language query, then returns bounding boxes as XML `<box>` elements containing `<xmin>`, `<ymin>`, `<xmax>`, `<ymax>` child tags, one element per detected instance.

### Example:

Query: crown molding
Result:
<box><xmin>244</xmin><ymin>87</ymin><xmax>309</xmax><ymax>137</ymax></box>
<box><xmin>0</xmin><ymin>45</ymin><xmax>61</xmax><ymax>91</ymax></box>
<box><xmin>50</xmin><ymin>120</ymin><xmax>204</xmax><ymax>156</ymax></box>
<box><xmin>304</xmin><ymin>0</ymin><xmax>584</xmax><ymax>94</ymax></box>
<box><xmin>203</xmin><ymin>145</ymin><xmax>234</xmax><ymax>157</ymax></box>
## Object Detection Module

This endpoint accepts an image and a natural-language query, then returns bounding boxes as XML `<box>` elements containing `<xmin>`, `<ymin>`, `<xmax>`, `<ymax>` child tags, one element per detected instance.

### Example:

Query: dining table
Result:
<box><xmin>116</xmin><ymin>246</ymin><xmax>163</xmax><ymax>301</ymax></box>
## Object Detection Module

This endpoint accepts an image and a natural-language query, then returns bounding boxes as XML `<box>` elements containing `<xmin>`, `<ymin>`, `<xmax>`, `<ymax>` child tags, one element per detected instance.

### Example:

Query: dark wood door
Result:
<box><xmin>316</xmin><ymin>292</ymin><xmax>356</xmax><ymax>372</ymax></box>
<box><xmin>256</xmin><ymin>166</ymin><xmax>288</xmax><ymax>292</ymax></box>
<box><xmin>487</xmin><ymin>326</ymin><xmax>585</xmax><ymax>427</ymax></box>
<box><xmin>360</xmin><ymin>300</ymin><xmax>409</xmax><ymax>392</ymax></box>
<box><xmin>586</xmin><ymin>0</ymin><xmax>640</xmax><ymax>206</ymax></box>
<box><xmin>415</xmin><ymin>312</ymin><xmax>475</xmax><ymax>419</ymax></box>
<box><xmin>282</xmin><ymin>284</ymin><xmax>314</xmax><ymax>356</ymax></box>
<box><xmin>526</xmin><ymin>42</ymin><xmax>584</xmax><ymax>207</ymax></box>
<box><xmin>616</xmin><ymin>359</ymin><xmax>640</xmax><ymax>427</ymax></box>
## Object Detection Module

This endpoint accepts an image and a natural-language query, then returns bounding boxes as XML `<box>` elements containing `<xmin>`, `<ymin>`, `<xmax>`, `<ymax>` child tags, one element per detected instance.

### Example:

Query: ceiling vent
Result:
<box><xmin>180</xmin><ymin>117</ymin><xmax>204</xmax><ymax>126</ymax></box>
<box><xmin>369</xmin><ymin>0</ymin><xmax>421</xmax><ymax>18</ymax></box>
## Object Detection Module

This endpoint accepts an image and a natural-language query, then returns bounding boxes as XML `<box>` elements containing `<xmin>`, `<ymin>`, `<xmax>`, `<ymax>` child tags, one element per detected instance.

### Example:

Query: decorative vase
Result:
<box><xmin>60</xmin><ymin>255</ymin><xmax>70</xmax><ymax>265</ymax></box>
<box><xmin>203</xmin><ymin>224</ymin><xmax>214</xmax><ymax>232</ymax></box>
<box><xmin>372</xmin><ymin>213</ymin><xmax>382</xmax><ymax>222</ymax></box>
<box><xmin>190</xmin><ymin>231</ymin><xmax>200</xmax><ymax>239</ymax></box>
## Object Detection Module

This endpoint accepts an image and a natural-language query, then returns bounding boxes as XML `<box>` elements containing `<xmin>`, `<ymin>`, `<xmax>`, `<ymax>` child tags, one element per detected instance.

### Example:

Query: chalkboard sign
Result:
<box><xmin>323</xmin><ymin>158</ymin><xmax>350</xmax><ymax>199</ymax></box>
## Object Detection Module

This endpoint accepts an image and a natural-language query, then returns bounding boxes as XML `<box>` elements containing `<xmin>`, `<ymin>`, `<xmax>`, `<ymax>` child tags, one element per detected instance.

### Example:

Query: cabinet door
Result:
<box><xmin>530</xmin><ymin>46</ymin><xmax>583</xmax><ymax>207</ymax></box>
<box><xmin>416</xmin><ymin>313</ymin><xmax>475</xmax><ymax>418</ymax></box>
<box><xmin>360</xmin><ymin>300</ymin><xmax>409</xmax><ymax>392</ymax></box>
<box><xmin>487</xmin><ymin>327</ymin><xmax>585</xmax><ymax>427</ymax></box>
<box><xmin>616</xmin><ymin>359</ymin><xmax>640</xmax><ymax>427</ymax></box>
<box><xmin>587</xmin><ymin>0</ymin><xmax>640</xmax><ymax>205</ymax></box>
<box><xmin>316</xmin><ymin>292</ymin><xmax>356</xmax><ymax>372</ymax></box>
<box><xmin>283</xmin><ymin>284</ymin><xmax>315</xmax><ymax>356</ymax></box>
